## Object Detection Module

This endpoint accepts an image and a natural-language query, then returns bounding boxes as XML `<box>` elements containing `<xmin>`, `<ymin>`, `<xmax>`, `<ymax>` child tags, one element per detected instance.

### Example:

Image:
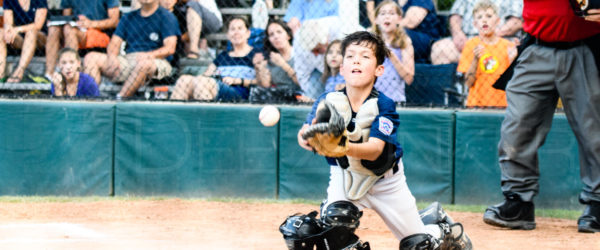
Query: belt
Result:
<box><xmin>534</xmin><ymin>37</ymin><xmax>584</xmax><ymax>50</ymax></box>
<box><xmin>381</xmin><ymin>164</ymin><xmax>400</xmax><ymax>179</ymax></box>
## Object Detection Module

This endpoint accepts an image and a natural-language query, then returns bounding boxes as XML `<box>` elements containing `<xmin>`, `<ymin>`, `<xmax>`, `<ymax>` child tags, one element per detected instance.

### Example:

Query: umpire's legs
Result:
<box><xmin>499</xmin><ymin>45</ymin><xmax>560</xmax><ymax>202</ymax></box>
<box><xmin>555</xmin><ymin>44</ymin><xmax>600</xmax><ymax>203</ymax></box>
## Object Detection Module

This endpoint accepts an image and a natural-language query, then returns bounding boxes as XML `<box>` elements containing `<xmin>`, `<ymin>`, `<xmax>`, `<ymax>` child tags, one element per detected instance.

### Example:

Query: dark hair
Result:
<box><xmin>225</xmin><ymin>15</ymin><xmax>250</xmax><ymax>31</ymax></box>
<box><xmin>263</xmin><ymin>18</ymin><xmax>293</xmax><ymax>54</ymax></box>
<box><xmin>341</xmin><ymin>31</ymin><xmax>389</xmax><ymax>66</ymax></box>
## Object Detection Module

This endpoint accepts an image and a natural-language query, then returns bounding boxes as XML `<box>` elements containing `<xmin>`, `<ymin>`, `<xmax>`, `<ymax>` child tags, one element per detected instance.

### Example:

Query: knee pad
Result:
<box><xmin>399</xmin><ymin>233</ymin><xmax>438</xmax><ymax>250</ymax></box>
<box><xmin>321</xmin><ymin>201</ymin><xmax>362</xmax><ymax>230</ymax></box>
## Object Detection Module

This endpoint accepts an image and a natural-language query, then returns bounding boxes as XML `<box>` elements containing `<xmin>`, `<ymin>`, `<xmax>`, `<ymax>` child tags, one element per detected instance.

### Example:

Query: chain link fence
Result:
<box><xmin>0</xmin><ymin>0</ymin><xmax>524</xmax><ymax>108</ymax></box>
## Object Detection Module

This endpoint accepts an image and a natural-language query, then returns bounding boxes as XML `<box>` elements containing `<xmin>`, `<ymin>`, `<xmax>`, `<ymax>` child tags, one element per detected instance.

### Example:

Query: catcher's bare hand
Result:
<box><xmin>297</xmin><ymin>123</ymin><xmax>314</xmax><ymax>151</ymax></box>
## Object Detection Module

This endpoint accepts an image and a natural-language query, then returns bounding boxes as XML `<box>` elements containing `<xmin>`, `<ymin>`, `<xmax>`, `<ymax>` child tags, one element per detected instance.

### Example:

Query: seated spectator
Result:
<box><xmin>283</xmin><ymin>0</ymin><xmax>339</xmax><ymax>34</ymax></box>
<box><xmin>368</xmin><ymin>0</ymin><xmax>443</xmax><ymax>63</ymax></box>
<box><xmin>51</xmin><ymin>47</ymin><xmax>99</xmax><ymax>97</ymax></box>
<box><xmin>170</xmin><ymin>16</ymin><xmax>258</xmax><ymax>101</ymax></box>
<box><xmin>83</xmin><ymin>0</ymin><xmax>180</xmax><ymax>98</ymax></box>
<box><xmin>134</xmin><ymin>0</ymin><xmax>222</xmax><ymax>59</ymax></box>
<box><xmin>44</xmin><ymin>0</ymin><xmax>119</xmax><ymax>80</ymax></box>
<box><xmin>431</xmin><ymin>0</ymin><xmax>522</xmax><ymax>65</ymax></box>
<box><xmin>250</xmin><ymin>19</ymin><xmax>301</xmax><ymax>103</ymax></box>
<box><xmin>372</xmin><ymin>0</ymin><xmax>415</xmax><ymax>104</ymax></box>
<box><xmin>457</xmin><ymin>0</ymin><xmax>517</xmax><ymax>108</ymax></box>
<box><xmin>321</xmin><ymin>40</ymin><xmax>344</xmax><ymax>93</ymax></box>
<box><xmin>0</xmin><ymin>0</ymin><xmax>47</xmax><ymax>83</ymax></box>
<box><xmin>293</xmin><ymin>17</ymin><xmax>345</xmax><ymax>100</ymax></box>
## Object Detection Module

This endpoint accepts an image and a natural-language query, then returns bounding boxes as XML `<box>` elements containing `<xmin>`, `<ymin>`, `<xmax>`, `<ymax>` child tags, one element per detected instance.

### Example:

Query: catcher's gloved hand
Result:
<box><xmin>302</xmin><ymin>100</ymin><xmax>349</xmax><ymax>157</ymax></box>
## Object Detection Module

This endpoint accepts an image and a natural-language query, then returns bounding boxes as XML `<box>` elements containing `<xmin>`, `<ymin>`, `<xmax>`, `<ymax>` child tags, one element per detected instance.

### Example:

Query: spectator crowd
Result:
<box><xmin>0</xmin><ymin>0</ymin><xmax>527</xmax><ymax>108</ymax></box>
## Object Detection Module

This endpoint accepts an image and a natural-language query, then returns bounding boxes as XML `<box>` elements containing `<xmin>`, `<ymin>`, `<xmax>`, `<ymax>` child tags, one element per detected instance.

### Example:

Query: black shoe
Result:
<box><xmin>483</xmin><ymin>193</ymin><xmax>536</xmax><ymax>230</ymax></box>
<box><xmin>578</xmin><ymin>201</ymin><xmax>600</xmax><ymax>233</ymax></box>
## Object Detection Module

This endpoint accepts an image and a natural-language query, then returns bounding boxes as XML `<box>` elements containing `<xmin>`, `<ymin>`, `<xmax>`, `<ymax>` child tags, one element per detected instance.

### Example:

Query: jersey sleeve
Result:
<box><xmin>369</xmin><ymin>97</ymin><xmax>400</xmax><ymax>145</ymax></box>
<box><xmin>304</xmin><ymin>93</ymin><xmax>328</xmax><ymax>124</ymax></box>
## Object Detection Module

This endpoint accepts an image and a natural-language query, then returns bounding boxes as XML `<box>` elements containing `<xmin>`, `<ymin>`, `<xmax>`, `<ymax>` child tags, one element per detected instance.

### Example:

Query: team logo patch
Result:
<box><xmin>149</xmin><ymin>32</ymin><xmax>159</xmax><ymax>41</ymax></box>
<box><xmin>378</xmin><ymin>117</ymin><xmax>393</xmax><ymax>136</ymax></box>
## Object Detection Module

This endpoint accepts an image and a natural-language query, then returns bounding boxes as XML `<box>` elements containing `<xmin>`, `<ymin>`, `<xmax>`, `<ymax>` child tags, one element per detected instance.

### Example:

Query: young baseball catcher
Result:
<box><xmin>279</xmin><ymin>31</ymin><xmax>472</xmax><ymax>250</ymax></box>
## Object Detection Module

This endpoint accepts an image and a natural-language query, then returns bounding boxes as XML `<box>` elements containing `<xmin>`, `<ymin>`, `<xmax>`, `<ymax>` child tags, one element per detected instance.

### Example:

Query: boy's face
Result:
<box><xmin>340</xmin><ymin>43</ymin><xmax>384</xmax><ymax>88</ymax></box>
<box><xmin>473</xmin><ymin>8</ymin><xmax>499</xmax><ymax>37</ymax></box>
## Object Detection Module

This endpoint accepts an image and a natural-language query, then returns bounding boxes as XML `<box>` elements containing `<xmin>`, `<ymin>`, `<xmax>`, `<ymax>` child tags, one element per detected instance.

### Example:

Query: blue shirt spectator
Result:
<box><xmin>114</xmin><ymin>6</ymin><xmax>180</xmax><ymax>61</ymax></box>
<box><xmin>4</xmin><ymin>0</ymin><xmax>48</xmax><ymax>33</ymax></box>
<box><xmin>324</xmin><ymin>73</ymin><xmax>344</xmax><ymax>93</ymax></box>
<box><xmin>283</xmin><ymin>0</ymin><xmax>339</xmax><ymax>23</ymax></box>
<box><xmin>60</xmin><ymin>0</ymin><xmax>119</xmax><ymax>21</ymax></box>
<box><xmin>212</xmin><ymin>48</ymin><xmax>259</xmax><ymax>99</ymax></box>
<box><xmin>51</xmin><ymin>73</ymin><xmax>100</xmax><ymax>97</ymax></box>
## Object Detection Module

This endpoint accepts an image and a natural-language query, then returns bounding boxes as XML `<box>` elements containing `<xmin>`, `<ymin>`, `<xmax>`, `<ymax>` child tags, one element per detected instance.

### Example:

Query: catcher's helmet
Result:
<box><xmin>279</xmin><ymin>211</ymin><xmax>323</xmax><ymax>250</ymax></box>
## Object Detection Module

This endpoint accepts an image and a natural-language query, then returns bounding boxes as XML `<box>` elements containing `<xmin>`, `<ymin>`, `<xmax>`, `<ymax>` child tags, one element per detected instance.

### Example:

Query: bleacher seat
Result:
<box><xmin>406</xmin><ymin>63</ymin><xmax>460</xmax><ymax>107</ymax></box>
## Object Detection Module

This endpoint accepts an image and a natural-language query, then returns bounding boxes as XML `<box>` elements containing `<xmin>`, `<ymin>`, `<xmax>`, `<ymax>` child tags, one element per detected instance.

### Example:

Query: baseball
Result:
<box><xmin>259</xmin><ymin>105</ymin><xmax>280</xmax><ymax>127</ymax></box>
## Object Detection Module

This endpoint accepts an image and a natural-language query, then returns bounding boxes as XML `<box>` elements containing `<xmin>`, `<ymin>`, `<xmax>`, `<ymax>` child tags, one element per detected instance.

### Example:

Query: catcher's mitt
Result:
<box><xmin>302</xmin><ymin>100</ymin><xmax>349</xmax><ymax>157</ymax></box>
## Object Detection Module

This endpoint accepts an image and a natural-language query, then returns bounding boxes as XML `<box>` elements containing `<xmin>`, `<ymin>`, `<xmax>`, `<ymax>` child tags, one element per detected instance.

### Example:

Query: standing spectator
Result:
<box><xmin>368</xmin><ymin>0</ymin><xmax>443</xmax><ymax>63</ymax></box>
<box><xmin>44</xmin><ymin>0</ymin><xmax>119</xmax><ymax>80</ymax></box>
<box><xmin>372</xmin><ymin>0</ymin><xmax>415</xmax><ymax>104</ymax></box>
<box><xmin>170</xmin><ymin>16</ymin><xmax>258</xmax><ymax>101</ymax></box>
<box><xmin>430</xmin><ymin>0</ymin><xmax>523</xmax><ymax>65</ymax></box>
<box><xmin>322</xmin><ymin>40</ymin><xmax>344</xmax><ymax>93</ymax></box>
<box><xmin>457</xmin><ymin>0</ymin><xmax>517</xmax><ymax>108</ymax></box>
<box><xmin>293</xmin><ymin>17</ymin><xmax>345</xmax><ymax>100</ymax></box>
<box><xmin>283</xmin><ymin>0</ymin><xmax>339</xmax><ymax>34</ymax></box>
<box><xmin>482</xmin><ymin>0</ymin><xmax>600</xmax><ymax>233</ymax></box>
<box><xmin>51</xmin><ymin>47</ymin><xmax>99</xmax><ymax>97</ymax></box>
<box><xmin>83</xmin><ymin>0</ymin><xmax>180</xmax><ymax>98</ymax></box>
<box><xmin>0</xmin><ymin>0</ymin><xmax>47</xmax><ymax>83</ymax></box>
<box><xmin>250</xmin><ymin>19</ymin><xmax>300</xmax><ymax>103</ymax></box>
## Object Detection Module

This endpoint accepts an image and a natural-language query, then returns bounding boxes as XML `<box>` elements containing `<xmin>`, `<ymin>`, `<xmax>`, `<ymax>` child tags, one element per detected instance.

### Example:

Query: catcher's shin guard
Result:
<box><xmin>419</xmin><ymin>202</ymin><xmax>473</xmax><ymax>250</ymax></box>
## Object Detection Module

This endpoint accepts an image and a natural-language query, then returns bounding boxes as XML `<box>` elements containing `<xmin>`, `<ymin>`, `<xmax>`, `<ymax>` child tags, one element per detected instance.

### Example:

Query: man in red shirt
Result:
<box><xmin>483</xmin><ymin>0</ymin><xmax>600</xmax><ymax>233</ymax></box>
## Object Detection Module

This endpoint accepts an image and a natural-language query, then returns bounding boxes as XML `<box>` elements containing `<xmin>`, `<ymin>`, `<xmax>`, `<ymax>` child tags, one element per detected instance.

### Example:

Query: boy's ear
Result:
<box><xmin>375</xmin><ymin>64</ymin><xmax>384</xmax><ymax>77</ymax></box>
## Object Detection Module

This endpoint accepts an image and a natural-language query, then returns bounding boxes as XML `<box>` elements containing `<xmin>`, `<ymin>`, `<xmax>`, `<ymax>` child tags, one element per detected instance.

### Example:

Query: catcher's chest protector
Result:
<box><xmin>325</xmin><ymin>92</ymin><xmax>382</xmax><ymax>200</ymax></box>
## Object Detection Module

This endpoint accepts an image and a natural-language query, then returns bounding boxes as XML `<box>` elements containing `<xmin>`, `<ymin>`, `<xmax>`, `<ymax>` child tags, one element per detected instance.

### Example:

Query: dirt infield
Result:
<box><xmin>0</xmin><ymin>199</ymin><xmax>598</xmax><ymax>249</ymax></box>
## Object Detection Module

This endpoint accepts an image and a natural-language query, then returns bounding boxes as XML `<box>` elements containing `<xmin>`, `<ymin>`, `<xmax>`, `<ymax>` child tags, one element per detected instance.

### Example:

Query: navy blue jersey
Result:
<box><xmin>61</xmin><ymin>0</ymin><xmax>119</xmax><ymax>21</ymax></box>
<box><xmin>306</xmin><ymin>88</ymin><xmax>403</xmax><ymax>166</ymax></box>
<box><xmin>4</xmin><ymin>0</ymin><xmax>47</xmax><ymax>33</ymax></box>
<box><xmin>114</xmin><ymin>7</ymin><xmax>180</xmax><ymax>61</ymax></box>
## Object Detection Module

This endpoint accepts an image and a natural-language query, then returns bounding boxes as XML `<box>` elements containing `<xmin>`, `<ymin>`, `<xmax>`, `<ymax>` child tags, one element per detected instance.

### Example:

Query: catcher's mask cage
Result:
<box><xmin>279</xmin><ymin>210</ymin><xmax>370</xmax><ymax>250</ymax></box>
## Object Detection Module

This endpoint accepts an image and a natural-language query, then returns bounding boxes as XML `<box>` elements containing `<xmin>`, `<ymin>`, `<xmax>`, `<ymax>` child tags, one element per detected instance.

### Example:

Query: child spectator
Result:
<box><xmin>170</xmin><ymin>16</ymin><xmax>258</xmax><ymax>101</ymax></box>
<box><xmin>430</xmin><ymin>0</ymin><xmax>522</xmax><ymax>65</ymax></box>
<box><xmin>368</xmin><ymin>0</ymin><xmax>443</xmax><ymax>63</ymax></box>
<box><xmin>372</xmin><ymin>0</ymin><xmax>415</xmax><ymax>104</ymax></box>
<box><xmin>44</xmin><ymin>0</ymin><xmax>120</xmax><ymax>80</ymax></box>
<box><xmin>321</xmin><ymin>40</ymin><xmax>344</xmax><ymax>93</ymax></box>
<box><xmin>83</xmin><ymin>0</ymin><xmax>180</xmax><ymax>99</ymax></box>
<box><xmin>457</xmin><ymin>0</ymin><xmax>517</xmax><ymax>108</ymax></box>
<box><xmin>0</xmin><ymin>0</ymin><xmax>47</xmax><ymax>83</ymax></box>
<box><xmin>250</xmin><ymin>19</ymin><xmax>300</xmax><ymax>103</ymax></box>
<box><xmin>51</xmin><ymin>47</ymin><xmax>99</xmax><ymax>97</ymax></box>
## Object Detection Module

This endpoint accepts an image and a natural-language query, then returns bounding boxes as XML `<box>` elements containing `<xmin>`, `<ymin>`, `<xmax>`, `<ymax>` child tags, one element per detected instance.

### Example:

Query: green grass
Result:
<box><xmin>0</xmin><ymin>196</ymin><xmax>582</xmax><ymax>220</ymax></box>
